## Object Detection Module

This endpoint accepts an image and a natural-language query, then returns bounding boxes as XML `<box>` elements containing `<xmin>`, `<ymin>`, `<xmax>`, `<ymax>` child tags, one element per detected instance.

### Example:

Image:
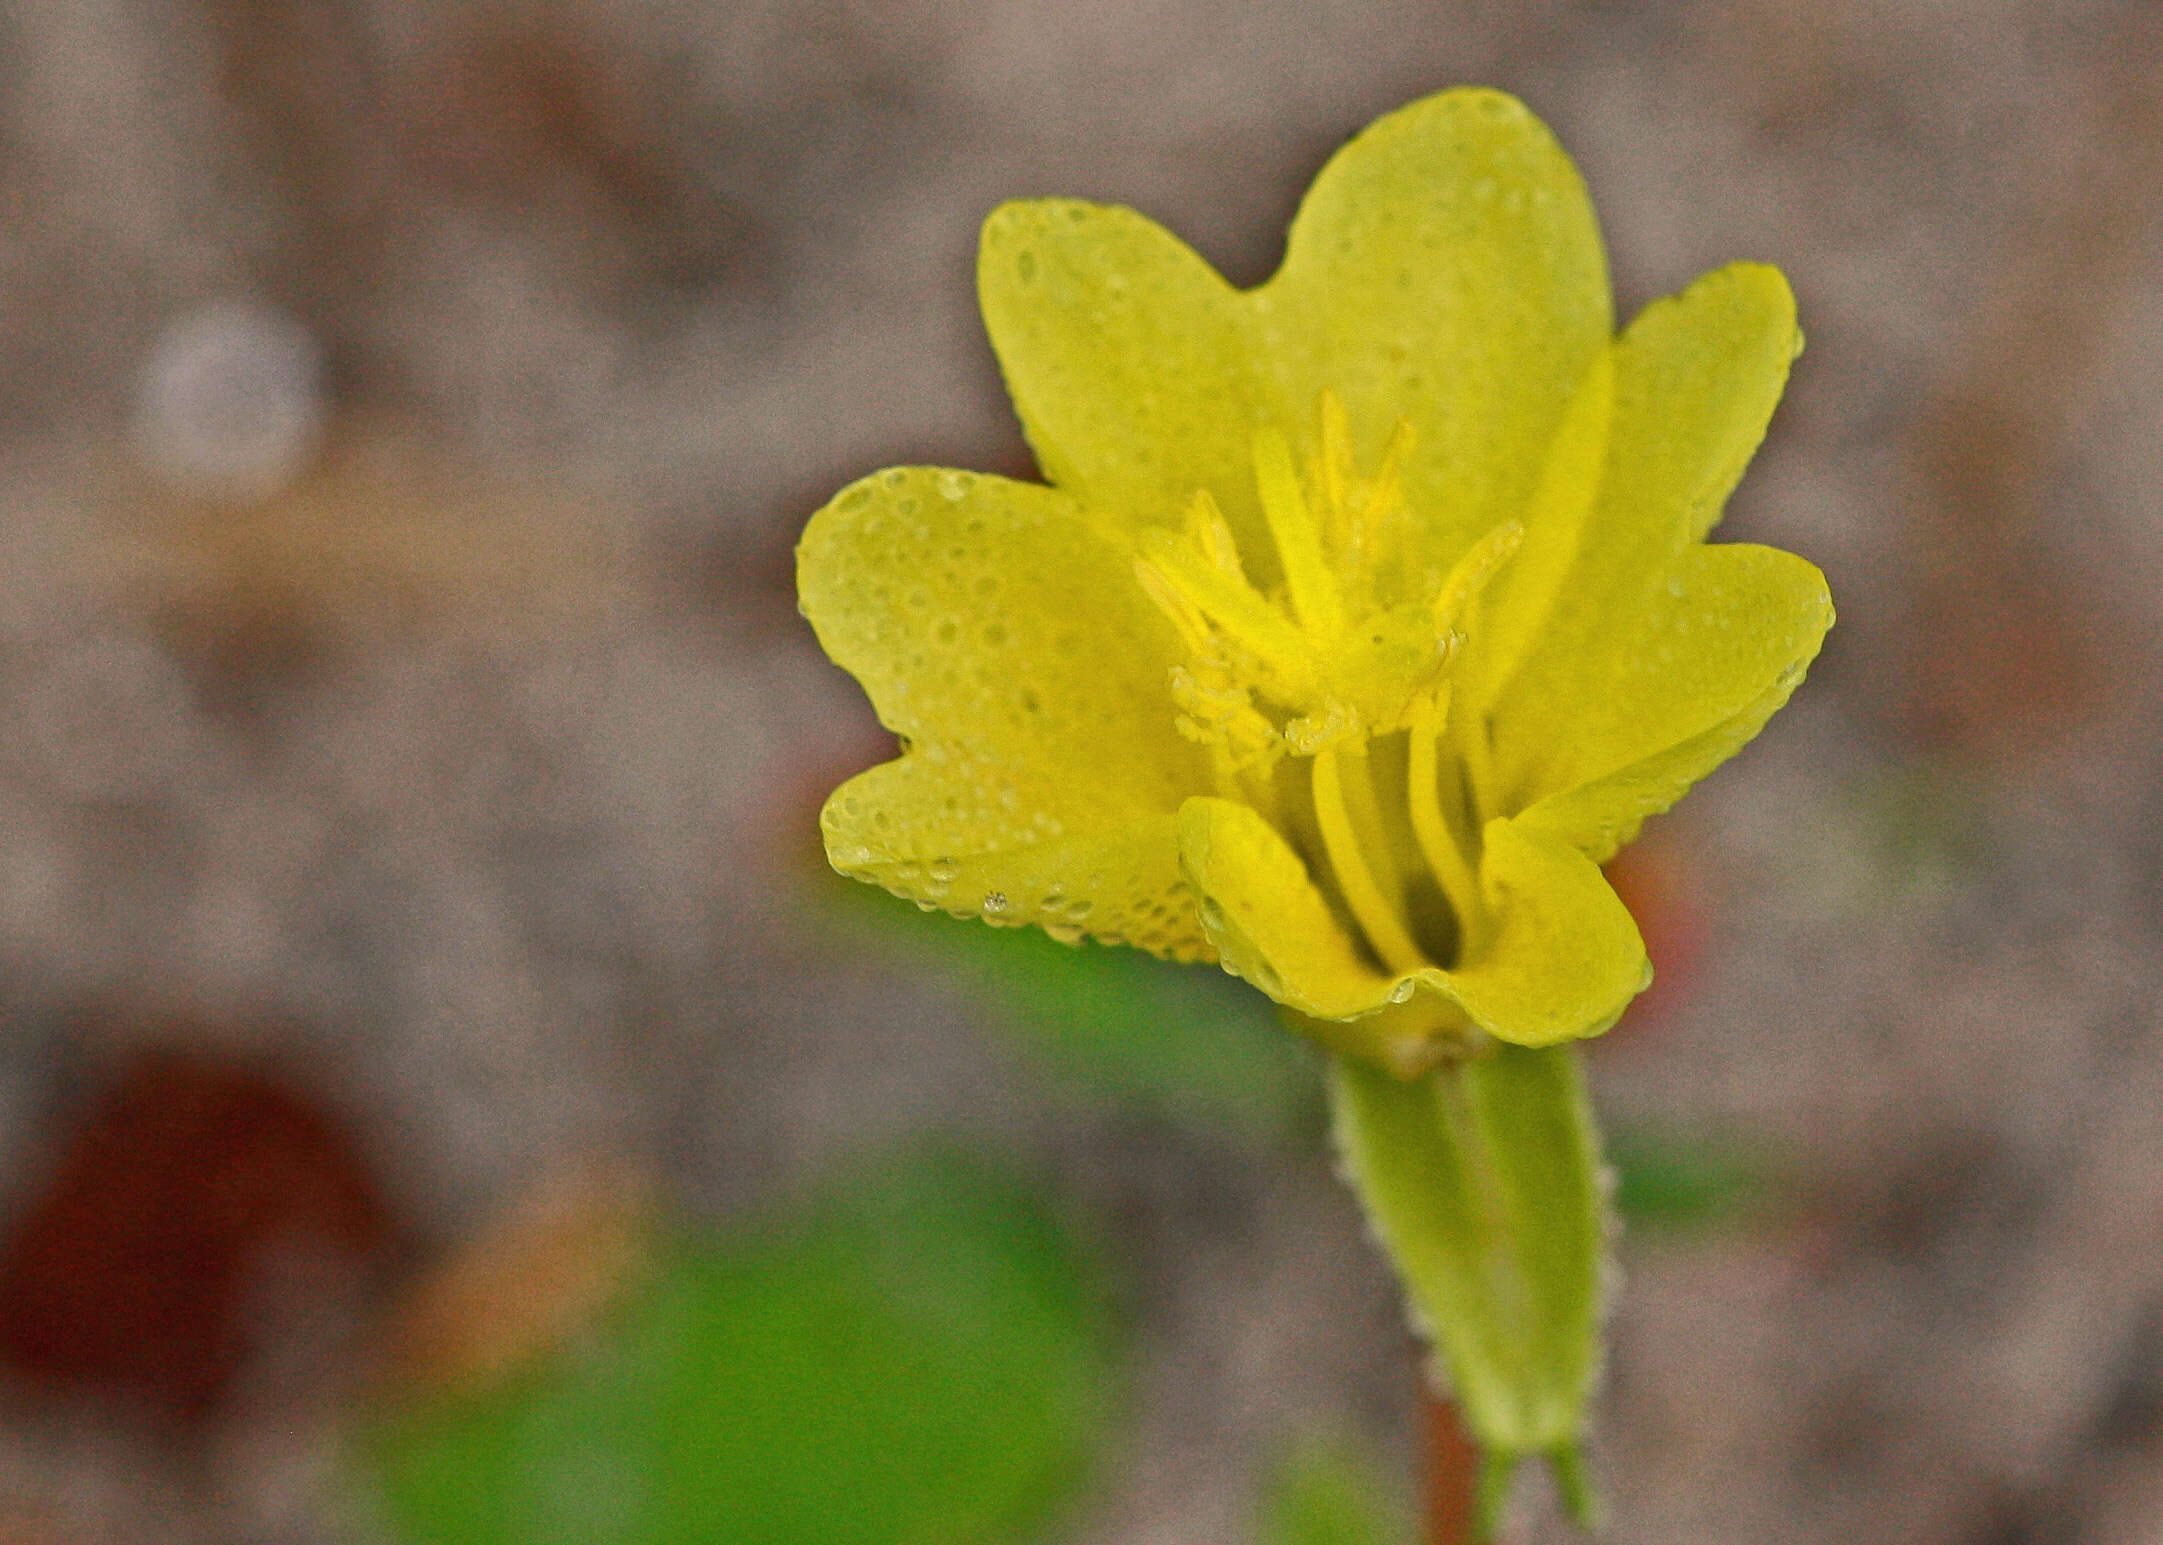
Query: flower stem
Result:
<box><xmin>1424</xmin><ymin>1391</ymin><xmax>1481</xmax><ymax>1545</ymax></box>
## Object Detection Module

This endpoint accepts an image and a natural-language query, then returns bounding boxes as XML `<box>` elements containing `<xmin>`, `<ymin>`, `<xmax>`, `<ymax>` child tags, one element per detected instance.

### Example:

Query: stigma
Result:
<box><xmin>1134</xmin><ymin>390</ymin><xmax>1521</xmax><ymax>773</ymax></box>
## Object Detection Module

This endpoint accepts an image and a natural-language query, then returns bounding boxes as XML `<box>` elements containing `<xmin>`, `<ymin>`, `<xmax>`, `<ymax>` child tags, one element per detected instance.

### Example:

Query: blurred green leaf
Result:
<box><xmin>1258</xmin><ymin>1438</ymin><xmax>1411</xmax><ymax>1545</ymax></box>
<box><xmin>816</xmin><ymin>866</ymin><xmax>1316</xmax><ymax>1137</ymax></box>
<box><xmin>363</xmin><ymin>1146</ymin><xmax>1115</xmax><ymax>1545</ymax></box>
<box><xmin>1608</xmin><ymin>1125</ymin><xmax>1774</xmax><ymax>1234</ymax></box>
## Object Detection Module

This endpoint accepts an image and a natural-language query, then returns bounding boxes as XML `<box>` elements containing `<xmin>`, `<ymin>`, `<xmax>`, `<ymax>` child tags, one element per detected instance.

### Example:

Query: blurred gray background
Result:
<box><xmin>2</xmin><ymin>1</ymin><xmax>2162</xmax><ymax>1541</ymax></box>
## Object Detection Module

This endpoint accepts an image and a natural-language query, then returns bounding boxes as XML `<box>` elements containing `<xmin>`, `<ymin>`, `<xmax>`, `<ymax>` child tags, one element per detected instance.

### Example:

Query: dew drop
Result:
<box><xmin>982</xmin><ymin>891</ymin><xmax>1009</xmax><ymax>915</ymax></box>
<box><xmin>1045</xmin><ymin>923</ymin><xmax>1085</xmax><ymax>945</ymax></box>
<box><xmin>1387</xmin><ymin>979</ymin><xmax>1416</xmax><ymax>1004</ymax></box>
<box><xmin>937</xmin><ymin>470</ymin><xmax>976</xmax><ymax>502</ymax></box>
<box><xmin>929</xmin><ymin>857</ymin><xmax>960</xmax><ymax>883</ymax></box>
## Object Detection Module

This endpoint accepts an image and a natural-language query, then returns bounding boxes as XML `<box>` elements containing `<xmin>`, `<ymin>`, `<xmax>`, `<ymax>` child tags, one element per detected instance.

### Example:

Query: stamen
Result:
<box><xmin>1453</xmin><ymin>693</ymin><xmax>1498</xmax><ymax>835</ymax></box>
<box><xmin>1184</xmin><ymin>490</ymin><xmax>1245</xmax><ymax>578</ymax></box>
<box><xmin>1136</xmin><ymin>532</ymin><xmax>1321</xmax><ymax>703</ymax></box>
<box><xmin>1312</xmin><ymin>741</ymin><xmax>1428</xmax><ymax>974</ymax></box>
<box><xmin>1356</xmin><ymin>420</ymin><xmax>1417</xmax><ymax>567</ymax></box>
<box><xmin>1432</xmin><ymin>519</ymin><xmax>1526</xmax><ymax>633</ymax></box>
<box><xmin>1134</xmin><ymin>558</ymin><xmax>1216</xmax><ymax>659</ymax></box>
<box><xmin>1253</xmin><ymin>428</ymin><xmax>1346</xmax><ymax>640</ymax></box>
<box><xmin>1407</xmin><ymin>688</ymin><xmax>1484</xmax><ymax>955</ymax></box>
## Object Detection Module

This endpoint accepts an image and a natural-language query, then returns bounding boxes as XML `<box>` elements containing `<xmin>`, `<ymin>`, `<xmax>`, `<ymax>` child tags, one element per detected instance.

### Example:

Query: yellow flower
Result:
<box><xmin>798</xmin><ymin>89</ymin><xmax>1831</xmax><ymax>1069</ymax></box>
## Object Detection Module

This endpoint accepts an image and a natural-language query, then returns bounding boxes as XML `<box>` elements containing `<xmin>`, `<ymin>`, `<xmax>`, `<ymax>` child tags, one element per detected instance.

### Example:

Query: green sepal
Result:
<box><xmin>1327</xmin><ymin>1042</ymin><xmax>1609</xmax><ymax>1537</ymax></box>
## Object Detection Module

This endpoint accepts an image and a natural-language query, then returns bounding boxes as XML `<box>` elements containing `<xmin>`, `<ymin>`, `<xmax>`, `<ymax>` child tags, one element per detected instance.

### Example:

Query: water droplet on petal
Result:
<box><xmin>982</xmin><ymin>892</ymin><xmax>1009</xmax><ymax>915</ymax></box>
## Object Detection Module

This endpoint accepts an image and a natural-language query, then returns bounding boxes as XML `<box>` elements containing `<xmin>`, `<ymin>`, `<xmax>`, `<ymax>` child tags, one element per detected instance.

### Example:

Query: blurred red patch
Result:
<box><xmin>1602</xmin><ymin>834</ymin><xmax>1709</xmax><ymax>1030</ymax></box>
<box><xmin>0</xmin><ymin>1049</ymin><xmax>391</xmax><ymax>1425</ymax></box>
<box><xmin>1423</xmin><ymin>1392</ymin><xmax>1480</xmax><ymax>1545</ymax></box>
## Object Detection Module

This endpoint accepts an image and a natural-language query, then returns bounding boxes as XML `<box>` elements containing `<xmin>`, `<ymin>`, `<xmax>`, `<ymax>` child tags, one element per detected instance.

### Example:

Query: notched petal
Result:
<box><xmin>1178</xmin><ymin>795</ymin><xmax>1393</xmax><ymax>1018</ymax></box>
<box><xmin>1261</xmin><ymin>87</ymin><xmax>1612</xmax><ymax>570</ymax></box>
<box><xmin>824</xmin><ymin>777</ymin><xmax>1209</xmax><ymax>960</ymax></box>
<box><xmin>1440</xmin><ymin>820</ymin><xmax>1648</xmax><ymax>1048</ymax></box>
<box><xmin>1512</xmin><ymin>543</ymin><xmax>1834</xmax><ymax>861</ymax></box>
<box><xmin>1492</xmin><ymin>260</ymin><xmax>1803</xmax><ymax>724</ymax></box>
<box><xmin>1179</xmin><ymin>797</ymin><xmax>1646</xmax><ymax>1058</ymax></box>
<box><xmin>978</xmin><ymin>200</ymin><xmax>1264</xmax><ymax>548</ymax></box>
<box><xmin>801</xmin><ymin>466</ymin><xmax>1214</xmax><ymax>956</ymax></box>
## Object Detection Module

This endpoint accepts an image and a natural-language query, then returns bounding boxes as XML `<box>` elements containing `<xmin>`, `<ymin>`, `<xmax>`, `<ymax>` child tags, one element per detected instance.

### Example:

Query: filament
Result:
<box><xmin>1312</xmin><ymin>741</ymin><xmax>1427</xmax><ymax>974</ymax></box>
<box><xmin>1407</xmin><ymin>689</ymin><xmax>1483</xmax><ymax>955</ymax></box>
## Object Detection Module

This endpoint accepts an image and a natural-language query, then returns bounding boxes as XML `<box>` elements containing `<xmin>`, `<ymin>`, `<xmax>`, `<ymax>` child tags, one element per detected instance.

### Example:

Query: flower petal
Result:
<box><xmin>1178</xmin><ymin>798</ymin><xmax>1647</xmax><ymax>1050</ymax></box>
<box><xmin>825</xmin><ymin>772</ymin><xmax>1205</xmax><ymax>958</ymax></box>
<box><xmin>1478</xmin><ymin>261</ymin><xmax>1802</xmax><ymax>725</ymax></box>
<box><xmin>1176</xmin><ymin>795</ymin><xmax>1392</xmax><ymax>1018</ymax></box>
<box><xmin>978</xmin><ymin>200</ymin><xmax>1267</xmax><ymax>547</ymax></box>
<box><xmin>1507</xmin><ymin>543</ymin><xmax>1835</xmax><ymax>862</ymax></box>
<box><xmin>800</xmin><ymin>467</ymin><xmax>1213</xmax><ymax>955</ymax></box>
<box><xmin>1260</xmin><ymin>88</ymin><xmax>1612</xmax><ymax>573</ymax></box>
<box><xmin>1444</xmin><ymin>818</ymin><xmax>1648</xmax><ymax>1048</ymax></box>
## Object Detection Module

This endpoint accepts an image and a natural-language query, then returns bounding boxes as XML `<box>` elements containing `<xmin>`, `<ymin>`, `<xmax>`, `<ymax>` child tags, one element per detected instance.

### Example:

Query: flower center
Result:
<box><xmin>1137</xmin><ymin>391</ymin><xmax>1521</xmax><ymax>975</ymax></box>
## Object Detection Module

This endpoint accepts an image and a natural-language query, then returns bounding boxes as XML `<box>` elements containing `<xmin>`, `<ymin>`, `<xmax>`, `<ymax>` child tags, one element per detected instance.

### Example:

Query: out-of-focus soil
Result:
<box><xmin>3</xmin><ymin>1</ymin><xmax>2162</xmax><ymax>1540</ymax></box>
